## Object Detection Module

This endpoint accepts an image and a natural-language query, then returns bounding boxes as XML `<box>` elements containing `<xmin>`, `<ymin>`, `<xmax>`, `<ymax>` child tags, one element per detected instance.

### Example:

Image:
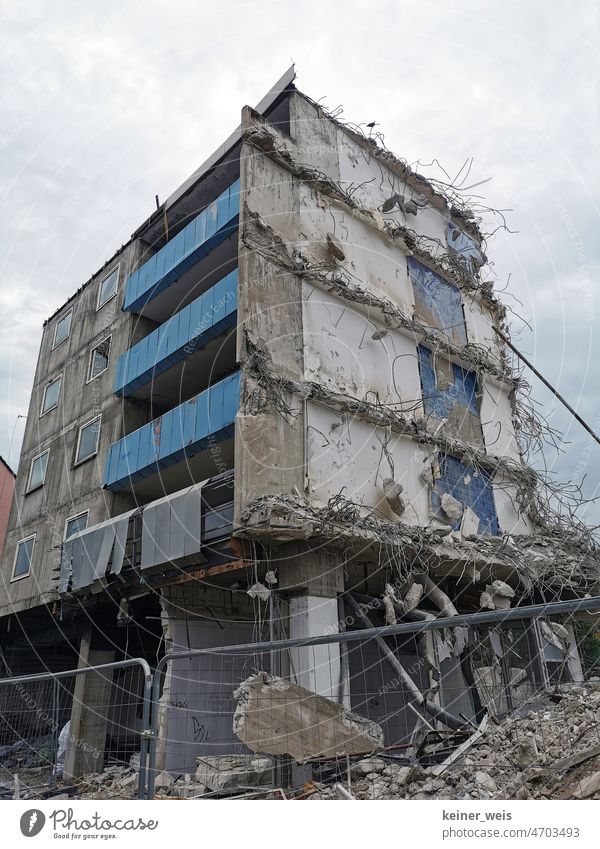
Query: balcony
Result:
<box><xmin>114</xmin><ymin>269</ymin><xmax>238</xmax><ymax>399</ymax></box>
<box><xmin>103</xmin><ymin>371</ymin><xmax>240</xmax><ymax>495</ymax></box>
<box><xmin>123</xmin><ymin>179</ymin><xmax>240</xmax><ymax>318</ymax></box>
<box><xmin>59</xmin><ymin>473</ymin><xmax>236</xmax><ymax>595</ymax></box>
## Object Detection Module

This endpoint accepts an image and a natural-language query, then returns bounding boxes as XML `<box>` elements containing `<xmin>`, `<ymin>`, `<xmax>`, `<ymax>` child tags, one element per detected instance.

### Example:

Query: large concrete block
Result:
<box><xmin>233</xmin><ymin>672</ymin><xmax>384</xmax><ymax>763</ymax></box>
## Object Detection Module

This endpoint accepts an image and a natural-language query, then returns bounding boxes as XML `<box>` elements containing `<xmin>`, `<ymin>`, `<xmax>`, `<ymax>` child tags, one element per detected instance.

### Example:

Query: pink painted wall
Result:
<box><xmin>0</xmin><ymin>458</ymin><xmax>16</xmax><ymax>556</ymax></box>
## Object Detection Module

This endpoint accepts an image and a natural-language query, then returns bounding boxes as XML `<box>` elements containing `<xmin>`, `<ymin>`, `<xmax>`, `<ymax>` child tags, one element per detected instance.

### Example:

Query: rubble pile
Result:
<box><xmin>308</xmin><ymin>680</ymin><xmax>600</xmax><ymax>800</ymax></box>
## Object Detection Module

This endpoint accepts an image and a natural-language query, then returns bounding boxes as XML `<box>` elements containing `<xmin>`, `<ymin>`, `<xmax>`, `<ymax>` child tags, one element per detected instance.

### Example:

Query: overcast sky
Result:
<box><xmin>2</xmin><ymin>0</ymin><xmax>599</xmax><ymax>521</ymax></box>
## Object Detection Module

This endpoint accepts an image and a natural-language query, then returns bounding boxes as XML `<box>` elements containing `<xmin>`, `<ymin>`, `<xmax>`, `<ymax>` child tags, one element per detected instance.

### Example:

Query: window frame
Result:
<box><xmin>11</xmin><ymin>533</ymin><xmax>36</xmax><ymax>581</ymax></box>
<box><xmin>86</xmin><ymin>335</ymin><xmax>112</xmax><ymax>383</ymax></box>
<box><xmin>40</xmin><ymin>373</ymin><xmax>63</xmax><ymax>417</ymax></box>
<box><xmin>64</xmin><ymin>510</ymin><xmax>90</xmax><ymax>540</ymax></box>
<box><xmin>96</xmin><ymin>266</ymin><xmax>120</xmax><ymax>311</ymax></box>
<box><xmin>26</xmin><ymin>449</ymin><xmax>49</xmax><ymax>494</ymax></box>
<box><xmin>74</xmin><ymin>415</ymin><xmax>102</xmax><ymax>467</ymax></box>
<box><xmin>51</xmin><ymin>309</ymin><xmax>73</xmax><ymax>350</ymax></box>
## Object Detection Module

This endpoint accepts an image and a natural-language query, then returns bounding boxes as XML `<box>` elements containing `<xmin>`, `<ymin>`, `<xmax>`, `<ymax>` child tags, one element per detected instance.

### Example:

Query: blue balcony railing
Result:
<box><xmin>123</xmin><ymin>179</ymin><xmax>240</xmax><ymax>313</ymax></box>
<box><xmin>103</xmin><ymin>371</ymin><xmax>240</xmax><ymax>491</ymax></box>
<box><xmin>114</xmin><ymin>269</ymin><xmax>238</xmax><ymax>396</ymax></box>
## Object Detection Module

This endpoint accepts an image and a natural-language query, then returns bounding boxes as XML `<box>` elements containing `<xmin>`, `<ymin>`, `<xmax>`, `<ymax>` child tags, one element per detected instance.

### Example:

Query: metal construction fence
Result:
<box><xmin>0</xmin><ymin>597</ymin><xmax>599</xmax><ymax>800</ymax></box>
<box><xmin>0</xmin><ymin>658</ymin><xmax>151</xmax><ymax>800</ymax></box>
<box><xmin>142</xmin><ymin>597</ymin><xmax>600</xmax><ymax>799</ymax></box>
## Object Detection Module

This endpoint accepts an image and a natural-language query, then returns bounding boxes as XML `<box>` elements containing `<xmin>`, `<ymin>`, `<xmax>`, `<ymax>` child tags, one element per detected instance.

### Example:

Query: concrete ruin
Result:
<box><xmin>1</xmin><ymin>66</ymin><xmax>599</xmax><ymax>798</ymax></box>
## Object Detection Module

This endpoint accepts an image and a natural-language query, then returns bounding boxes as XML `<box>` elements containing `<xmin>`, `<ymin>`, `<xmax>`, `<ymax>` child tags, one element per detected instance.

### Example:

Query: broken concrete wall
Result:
<box><xmin>302</xmin><ymin>283</ymin><xmax>421</xmax><ymax>411</ymax></box>
<box><xmin>305</xmin><ymin>400</ymin><xmax>431</xmax><ymax>524</ymax></box>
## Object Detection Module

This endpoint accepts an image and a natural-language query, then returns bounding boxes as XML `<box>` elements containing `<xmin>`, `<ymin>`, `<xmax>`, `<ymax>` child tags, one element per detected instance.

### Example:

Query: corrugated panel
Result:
<box><xmin>104</xmin><ymin>371</ymin><xmax>241</xmax><ymax>491</ymax></box>
<box><xmin>123</xmin><ymin>180</ymin><xmax>241</xmax><ymax>314</ymax></box>
<box><xmin>114</xmin><ymin>268</ymin><xmax>238</xmax><ymax>396</ymax></box>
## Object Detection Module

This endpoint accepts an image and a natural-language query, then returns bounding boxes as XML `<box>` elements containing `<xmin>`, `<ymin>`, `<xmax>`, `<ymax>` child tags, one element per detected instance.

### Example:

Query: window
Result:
<box><xmin>41</xmin><ymin>375</ymin><xmax>62</xmax><ymax>416</ymax></box>
<box><xmin>64</xmin><ymin>511</ymin><xmax>89</xmax><ymax>540</ymax></box>
<box><xmin>88</xmin><ymin>337</ymin><xmax>111</xmax><ymax>381</ymax></box>
<box><xmin>27</xmin><ymin>450</ymin><xmax>49</xmax><ymax>492</ymax></box>
<box><xmin>52</xmin><ymin>310</ymin><xmax>72</xmax><ymax>349</ymax></box>
<box><xmin>75</xmin><ymin>416</ymin><xmax>101</xmax><ymax>465</ymax></box>
<box><xmin>97</xmin><ymin>267</ymin><xmax>119</xmax><ymax>309</ymax></box>
<box><xmin>408</xmin><ymin>257</ymin><xmax>467</xmax><ymax>347</ymax></box>
<box><xmin>12</xmin><ymin>534</ymin><xmax>35</xmax><ymax>580</ymax></box>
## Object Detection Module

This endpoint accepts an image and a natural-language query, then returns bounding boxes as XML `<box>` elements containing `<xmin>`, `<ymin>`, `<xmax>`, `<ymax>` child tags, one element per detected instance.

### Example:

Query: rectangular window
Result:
<box><xmin>64</xmin><ymin>511</ymin><xmax>89</xmax><ymax>540</ymax></box>
<box><xmin>12</xmin><ymin>534</ymin><xmax>35</xmax><ymax>580</ymax></box>
<box><xmin>27</xmin><ymin>450</ymin><xmax>49</xmax><ymax>492</ymax></box>
<box><xmin>408</xmin><ymin>257</ymin><xmax>467</xmax><ymax>347</ymax></box>
<box><xmin>97</xmin><ymin>267</ymin><xmax>119</xmax><ymax>309</ymax></box>
<box><xmin>75</xmin><ymin>416</ymin><xmax>101</xmax><ymax>465</ymax></box>
<box><xmin>88</xmin><ymin>337</ymin><xmax>111</xmax><ymax>382</ymax></box>
<box><xmin>52</xmin><ymin>310</ymin><xmax>72</xmax><ymax>349</ymax></box>
<box><xmin>41</xmin><ymin>375</ymin><xmax>62</xmax><ymax>416</ymax></box>
<box><xmin>431</xmin><ymin>453</ymin><xmax>500</xmax><ymax>536</ymax></box>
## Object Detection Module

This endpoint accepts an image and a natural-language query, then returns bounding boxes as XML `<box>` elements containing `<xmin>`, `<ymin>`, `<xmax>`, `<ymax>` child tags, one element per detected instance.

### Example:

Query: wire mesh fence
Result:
<box><xmin>0</xmin><ymin>658</ymin><xmax>151</xmax><ymax>800</ymax></box>
<box><xmin>144</xmin><ymin>602</ymin><xmax>600</xmax><ymax>800</ymax></box>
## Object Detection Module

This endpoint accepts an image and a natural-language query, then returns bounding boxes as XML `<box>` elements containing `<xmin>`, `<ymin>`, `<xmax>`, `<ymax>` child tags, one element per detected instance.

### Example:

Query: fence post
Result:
<box><xmin>48</xmin><ymin>677</ymin><xmax>59</xmax><ymax>790</ymax></box>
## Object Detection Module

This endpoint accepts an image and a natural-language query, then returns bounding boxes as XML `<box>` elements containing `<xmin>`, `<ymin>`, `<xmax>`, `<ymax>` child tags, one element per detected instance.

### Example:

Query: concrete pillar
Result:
<box><xmin>275</xmin><ymin>543</ymin><xmax>347</xmax><ymax>702</ymax></box>
<box><xmin>64</xmin><ymin>633</ymin><xmax>115</xmax><ymax>778</ymax></box>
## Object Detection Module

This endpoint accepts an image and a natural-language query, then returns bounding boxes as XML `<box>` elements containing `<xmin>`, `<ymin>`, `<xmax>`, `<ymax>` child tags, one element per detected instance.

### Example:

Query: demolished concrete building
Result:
<box><xmin>1</xmin><ymin>66</ymin><xmax>599</xmax><ymax>787</ymax></box>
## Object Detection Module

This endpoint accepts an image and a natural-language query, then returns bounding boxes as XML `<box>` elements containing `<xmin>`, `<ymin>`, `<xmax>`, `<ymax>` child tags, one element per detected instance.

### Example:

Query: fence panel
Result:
<box><xmin>0</xmin><ymin>658</ymin><xmax>151</xmax><ymax>800</ymax></box>
<box><xmin>145</xmin><ymin>599</ymin><xmax>600</xmax><ymax>800</ymax></box>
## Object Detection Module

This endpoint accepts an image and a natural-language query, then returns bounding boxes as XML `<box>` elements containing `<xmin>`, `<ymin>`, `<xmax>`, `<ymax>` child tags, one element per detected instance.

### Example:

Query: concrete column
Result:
<box><xmin>64</xmin><ymin>633</ymin><xmax>115</xmax><ymax>778</ymax></box>
<box><xmin>275</xmin><ymin>543</ymin><xmax>347</xmax><ymax>702</ymax></box>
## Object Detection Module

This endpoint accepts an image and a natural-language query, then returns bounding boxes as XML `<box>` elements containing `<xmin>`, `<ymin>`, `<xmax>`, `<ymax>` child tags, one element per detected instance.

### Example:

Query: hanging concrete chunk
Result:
<box><xmin>233</xmin><ymin>672</ymin><xmax>384</xmax><ymax>763</ymax></box>
<box><xmin>382</xmin><ymin>477</ymin><xmax>406</xmax><ymax>518</ymax></box>
<box><xmin>440</xmin><ymin>492</ymin><xmax>463</xmax><ymax>521</ymax></box>
<box><xmin>480</xmin><ymin>580</ymin><xmax>515</xmax><ymax>610</ymax></box>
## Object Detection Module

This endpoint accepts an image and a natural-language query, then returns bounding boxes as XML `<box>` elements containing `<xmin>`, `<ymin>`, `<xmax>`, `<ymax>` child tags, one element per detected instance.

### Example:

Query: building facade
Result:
<box><xmin>1</xmin><ymin>68</ymin><xmax>595</xmax><ymax>776</ymax></box>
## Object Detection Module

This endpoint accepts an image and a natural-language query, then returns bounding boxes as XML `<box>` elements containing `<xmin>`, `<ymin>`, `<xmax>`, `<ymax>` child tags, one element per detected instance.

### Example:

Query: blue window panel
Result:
<box><xmin>183</xmin><ymin>397</ymin><xmax>197</xmax><ymax>449</ymax></box>
<box><xmin>195</xmin><ymin>391</ymin><xmax>209</xmax><ymax>441</ymax></box>
<box><xmin>194</xmin><ymin>210</ymin><xmax>206</xmax><ymax>246</ymax></box>
<box><xmin>432</xmin><ymin>454</ymin><xmax>500</xmax><ymax>536</ymax></box>
<box><xmin>115</xmin><ymin>272</ymin><xmax>238</xmax><ymax>396</ymax></box>
<box><xmin>222</xmin><ymin>372</ymin><xmax>240</xmax><ymax>424</ymax></box>
<box><xmin>103</xmin><ymin>371</ymin><xmax>241</xmax><ymax>491</ymax></box>
<box><xmin>225</xmin><ymin>269</ymin><xmax>237</xmax><ymax>315</ymax></box>
<box><xmin>209</xmin><ymin>379</ymin><xmax>225</xmax><ymax>433</ymax></box>
<box><xmin>216</xmin><ymin>191</ymin><xmax>229</xmax><ymax>231</ymax></box>
<box><xmin>417</xmin><ymin>345</ymin><xmax>479</xmax><ymax>419</ymax></box>
<box><xmin>447</xmin><ymin>223</ymin><xmax>485</xmax><ymax>271</ymax></box>
<box><xmin>408</xmin><ymin>257</ymin><xmax>467</xmax><ymax>347</ymax></box>
<box><xmin>212</xmin><ymin>276</ymin><xmax>228</xmax><ymax>325</ymax></box>
<box><xmin>123</xmin><ymin>180</ymin><xmax>240</xmax><ymax>313</ymax></box>
<box><xmin>228</xmin><ymin>179</ymin><xmax>241</xmax><ymax>217</ymax></box>
<box><xmin>158</xmin><ymin>407</ymin><xmax>174</xmax><ymax>462</ymax></box>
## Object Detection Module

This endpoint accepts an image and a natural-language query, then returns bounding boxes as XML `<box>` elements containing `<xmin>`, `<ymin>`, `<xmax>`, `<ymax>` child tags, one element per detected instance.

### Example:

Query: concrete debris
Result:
<box><xmin>154</xmin><ymin>770</ymin><xmax>174</xmax><ymax>789</ymax></box>
<box><xmin>440</xmin><ymin>493</ymin><xmax>464</xmax><ymax>521</ymax></box>
<box><xmin>302</xmin><ymin>681</ymin><xmax>600</xmax><ymax>801</ymax></box>
<box><xmin>371</xmin><ymin>328</ymin><xmax>388</xmax><ymax>341</ymax></box>
<box><xmin>233</xmin><ymin>672</ymin><xmax>384</xmax><ymax>763</ymax></box>
<box><xmin>480</xmin><ymin>580</ymin><xmax>515</xmax><ymax>611</ymax></box>
<box><xmin>460</xmin><ymin>506</ymin><xmax>480</xmax><ymax>537</ymax></box>
<box><xmin>326</xmin><ymin>232</ymin><xmax>345</xmax><ymax>261</ymax></box>
<box><xmin>402</xmin><ymin>582</ymin><xmax>424</xmax><ymax>612</ymax></box>
<box><xmin>264</xmin><ymin>570</ymin><xmax>278</xmax><ymax>585</ymax></box>
<box><xmin>382</xmin><ymin>594</ymin><xmax>396</xmax><ymax>625</ymax></box>
<box><xmin>195</xmin><ymin>754</ymin><xmax>272</xmax><ymax>793</ymax></box>
<box><xmin>246</xmin><ymin>581</ymin><xmax>271</xmax><ymax>602</ymax></box>
<box><xmin>382</xmin><ymin>477</ymin><xmax>406</xmax><ymax>518</ymax></box>
<box><xmin>517</xmin><ymin>733</ymin><xmax>539</xmax><ymax>768</ymax></box>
